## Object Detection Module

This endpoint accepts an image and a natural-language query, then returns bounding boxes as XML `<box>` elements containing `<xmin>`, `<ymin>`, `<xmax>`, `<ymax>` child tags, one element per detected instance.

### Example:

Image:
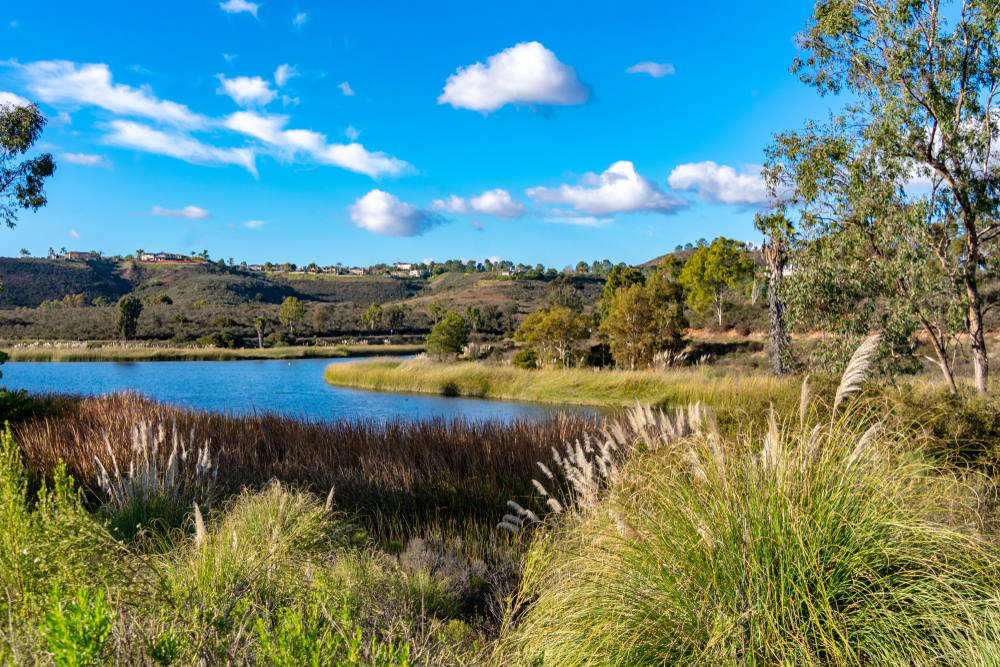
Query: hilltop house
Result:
<box><xmin>247</xmin><ymin>264</ymin><xmax>264</xmax><ymax>272</ymax></box>
<box><xmin>64</xmin><ymin>251</ymin><xmax>99</xmax><ymax>261</ymax></box>
<box><xmin>139</xmin><ymin>252</ymin><xmax>186</xmax><ymax>262</ymax></box>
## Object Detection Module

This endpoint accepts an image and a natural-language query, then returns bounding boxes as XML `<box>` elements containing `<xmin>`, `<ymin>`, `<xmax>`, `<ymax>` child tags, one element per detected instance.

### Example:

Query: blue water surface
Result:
<box><xmin>2</xmin><ymin>358</ymin><xmax>593</xmax><ymax>421</ymax></box>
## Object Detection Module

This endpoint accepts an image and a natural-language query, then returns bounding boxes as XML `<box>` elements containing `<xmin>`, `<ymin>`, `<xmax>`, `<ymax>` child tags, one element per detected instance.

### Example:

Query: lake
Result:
<box><xmin>2</xmin><ymin>358</ymin><xmax>594</xmax><ymax>421</ymax></box>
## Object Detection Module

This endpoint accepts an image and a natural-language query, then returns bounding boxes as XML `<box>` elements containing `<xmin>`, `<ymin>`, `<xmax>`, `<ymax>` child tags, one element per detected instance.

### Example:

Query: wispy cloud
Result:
<box><xmin>281</xmin><ymin>95</ymin><xmax>299</xmax><ymax>107</ymax></box>
<box><xmin>243</xmin><ymin>219</ymin><xmax>266</xmax><ymax>228</ymax></box>
<box><xmin>338</xmin><ymin>81</ymin><xmax>355</xmax><ymax>96</ymax></box>
<box><xmin>150</xmin><ymin>205</ymin><xmax>212</xmax><ymax>220</ymax></box>
<box><xmin>0</xmin><ymin>91</ymin><xmax>31</xmax><ymax>107</ymax></box>
<box><xmin>216</xmin><ymin>75</ymin><xmax>277</xmax><ymax>108</ymax></box>
<box><xmin>219</xmin><ymin>0</ymin><xmax>260</xmax><ymax>18</ymax></box>
<box><xmin>344</xmin><ymin>125</ymin><xmax>360</xmax><ymax>141</ymax></box>
<box><xmin>104</xmin><ymin>120</ymin><xmax>257</xmax><ymax>176</ymax></box>
<box><xmin>60</xmin><ymin>153</ymin><xmax>112</xmax><ymax>169</ymax></box>
<box><xmin>626</xmin><ymin>62</ymin><xmax>675</xmax><ymax>78</ymax></box>
<box><xmin>68</xmin><ymin>229</ymin><xmax>81</xmax><ymax>239</ymax></box>
<box><xmin>274</xmin><ymin>64</ymin><xmax>299</xmax><ymax>87</ymax></box>
<box><xmin>293</xmin><ymin>12</ymin><xmax>307</xmax><ymax>27</ymax></box>
<box><xmin>223</xmin><ymin>53</ymin><xmax>238</xmax><ymax>63</ymax></box>
<box><xmin>432</xmin><ymin>189</ymin><xmax>526</xmax><ymax>218</ymax></box>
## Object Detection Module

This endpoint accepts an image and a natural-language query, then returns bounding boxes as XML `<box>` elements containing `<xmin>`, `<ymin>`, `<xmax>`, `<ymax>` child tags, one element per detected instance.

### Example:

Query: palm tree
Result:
<box><xmin>254</xmin><ymin>317</ymin><xmax>266</xmax><ymax>349</ymax></box>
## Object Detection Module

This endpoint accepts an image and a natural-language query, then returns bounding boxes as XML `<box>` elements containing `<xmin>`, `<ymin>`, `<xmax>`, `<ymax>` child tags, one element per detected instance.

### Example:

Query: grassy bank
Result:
<box><xmin>325</xmin><ymin>356</ymin><xmax>801</xmax><ymax>410</ymax></box>
<box><xmin>2</xmin><ymin>343</ymin><xmax>423</xmax><ymax>362</ymax></box>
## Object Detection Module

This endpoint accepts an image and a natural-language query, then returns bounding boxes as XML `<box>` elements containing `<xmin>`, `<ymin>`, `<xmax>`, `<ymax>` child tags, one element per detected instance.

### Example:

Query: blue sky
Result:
<box><xmin>1</xmin><ymin>0</ymin><xmax>834</xmax><ymax>267</ymax></box>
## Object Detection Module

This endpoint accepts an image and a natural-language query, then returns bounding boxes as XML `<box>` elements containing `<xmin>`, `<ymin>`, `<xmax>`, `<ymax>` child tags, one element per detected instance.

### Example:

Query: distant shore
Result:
<box><xmin>2</xmin><ymin>343</ymin><xmax>424</xmax><ymax>362</ymax></box>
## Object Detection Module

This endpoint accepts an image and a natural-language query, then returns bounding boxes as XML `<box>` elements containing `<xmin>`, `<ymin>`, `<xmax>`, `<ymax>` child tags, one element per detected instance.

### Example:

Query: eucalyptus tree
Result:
<box><xmin>768</xmin><ymin>0</ymin><xmax>1000</xmax><ymax>395</ymax></box>
<box><xmin>1</xmin><ymin>102</ymin><xmax>55</xmax><ymax>229</ymax></box>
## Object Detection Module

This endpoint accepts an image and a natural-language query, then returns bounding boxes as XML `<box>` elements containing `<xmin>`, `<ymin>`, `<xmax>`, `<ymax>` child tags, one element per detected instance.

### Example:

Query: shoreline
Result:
<box><xmin>1</xmin><ymin>343</ymin><xmax>424</xmax><ymax>362</ymax></box>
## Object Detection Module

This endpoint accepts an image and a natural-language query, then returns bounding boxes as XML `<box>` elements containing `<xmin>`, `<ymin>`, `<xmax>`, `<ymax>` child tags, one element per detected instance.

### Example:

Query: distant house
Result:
<box><xmin>139</xmin><ymin>252</ymin><xmax>186</xmax><ymax>262</ymax></box>
<box><xmin>64</xmin><ymin>251</ymin><xmax>99</xmax><ymax>261</ymax></box>
<box><xmin>409</xmin><ymin>269</ymin><xmax>430</xmax><ymax>278</ymax></box>
<box><xmin>348</xmin><ymin>267</ymin><xmax>367</xmax><ymax>275</ymax></box>
<box><xmin>248</xmin><ymin>264</ymin><xmax>264</xmax><ymax>272</ymax></box>
<box><xmin>501</xmin><ymin>266</ymin><xmax>527</xmax><ymax>276</ymax></box>
<box><xmin>395</xmin><ymin>262</ymin><xmax>413</xmax><ymax>271</ymax></box>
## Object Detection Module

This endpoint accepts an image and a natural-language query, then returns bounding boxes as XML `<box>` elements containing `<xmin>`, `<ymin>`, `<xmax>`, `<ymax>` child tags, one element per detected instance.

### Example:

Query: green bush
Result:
<box><xmin>42</xmin><ymin>584</ymin><xmax>115</xmax><ymax>667</ymax></box>
<box><xmin>425</xmin><ymin>312</ymin><xmax>468</xmax><ymax>356</ymax></box>
<box><xmin>153</xmin><ymin>294</ymin><xmax>173</xmax><ymax>305</ymax></box>
<box><xmin>264</xmin><ymin>331</ymin><xmax>297</xmax><ymax>347</ymax></box>
<box><xmin>511</xmin><ymin>349</ymin><xmax>538</xmax><ymax>370</ymax></box>
<box><xmin>196</xmin><ymin>331</ymin><xmax>242</xmax><ymax>349</ymax></box>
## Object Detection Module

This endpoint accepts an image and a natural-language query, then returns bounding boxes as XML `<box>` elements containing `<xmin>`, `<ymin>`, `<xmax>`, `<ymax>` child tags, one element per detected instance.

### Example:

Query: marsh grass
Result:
<box><xmin>324</xmin><ymin>356</ymin><xmax>800</xmax><ymax>411</ymax></box>
<box><xmin>13</xmin><ymin>392</ymin><xmax>604</xmax><ymax>538</ymax></box>
<box><xmin>507</xmin><ymin>386</ymin><xmax>1000</xmax><ymax>665</ymax></box>
<box><xmin>2</xmin><ymin>343</ymin><xmax>423</xmax><ymax>362</ymax></box>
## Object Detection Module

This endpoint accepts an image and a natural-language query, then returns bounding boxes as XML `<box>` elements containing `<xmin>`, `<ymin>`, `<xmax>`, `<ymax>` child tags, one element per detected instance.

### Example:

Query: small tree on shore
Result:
<box><xmin>678</xmin><ymin>238</ymin><xmax>753</xmax><ymax>328</ymax></box>
<box><xmin>279</xmin><ymin>296</ymin><xmax>305</xmax><ymax>333</ymax></box>
<box><xmin>515</xmin><ymin>307</ymin><xmax>590</xmax><ymax>367</ymax></box>
<box><xmin>428</xmin><ymin>299</ymin><xmax>444</xmax><ymax>325</ymax></box>
<box><xmin>115</xmin><ymin>294</ymin><xmax>142</xmax><ymax>340</ymax></box>
<box><xmin>254</xmin><ymin>317</ymin><xmax>266</xmax><ymax>349</ymax></box>
<box><xmin>425</xmin><ymin>312</ymin><xmax>468</xmax><ymax>356</ymax></box>
<box><xmin>361</xmin><ymin>303</ymin><xmax>383</xmax><ymax>331</ymax></box>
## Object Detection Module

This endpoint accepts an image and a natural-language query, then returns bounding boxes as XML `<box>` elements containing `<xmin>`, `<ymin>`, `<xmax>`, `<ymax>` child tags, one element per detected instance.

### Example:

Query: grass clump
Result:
<box><xmin>508</xmin><ymin>356</ymin><xmax>1000</xmax><ymax>665</ymax></box>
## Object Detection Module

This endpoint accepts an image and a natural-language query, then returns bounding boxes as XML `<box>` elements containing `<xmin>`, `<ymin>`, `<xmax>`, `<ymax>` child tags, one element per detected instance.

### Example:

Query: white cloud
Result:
<box><xmin>667</xmin><ymin>161</ymin><xmax>769</xmax><ymax>206</ymax></box>
<box><xmin>22</xmin><ymin>60</ymin><xmax>207</xmax><ymax>129</ymax></box>
<box><xmin>293</xmin><ymin>12</ymin><xmax>307</xmax><ymax>27</ymax></box>
<box><xmin>50</xmin><ymin>111</ymin><xmax>72</xmax><ymax>126</ymax></box>
<box><xmin>150</xmin><ymin>205</ymin><xmax>212</xmax><ymax>220</ymax></box>
<box><xmin>344</xmin><ymin>125</ymin><xmax>360</xmax><ymax>141</ymax></box>
<box><xmin>60</xmin><ymin>153</ymin><xmax>112</xmax><ymax>169</ymax></box>
<box><xmin>438</xmin><ymin>41</ymin><xmax>590</xmax><ymax>113</ymax></box>
<box><xmin>68</xmin><ymin>229</ymin><xmax>81</xmax><ymax>239</ymax></box>
<box><xmin>216</xmin><ymin>75</ymin><xmax>277</xmax><ymax>108</ymax></box>
<box><xmin>274</xmin><ymin>64</ymin><xmax>299</xmax><ymax>87</ymax></box>
<box><xmin>0</xmin><ymin>91</ymin><xmax>30</xmax><ymax>107</ymax></box>
<box><xmin>626</xmin><ymin>62</ymin><xmax>675</xmax><ymax>78</ymax></box>
<box><xmin>542</xmin><ymin>214</ymin><xmax>613</xmax><ymax>227</ymax></box>
<box><xmin>104</xmin><ymin>120</ymin><xmax>257</xmax><ymax>176</ymax></box>
<box><xmin>432</xmin><ymin>189</ymin><xmax>526</xmax><ymax>218</ymax></box>
<box><xmin>471</xmin><ymin>219</ymin><xmax>485</xmax><ymax>231</ymax></box>
<box><xmin>243</xmin><ymin>219</ymin><xmax>266</xmax><ymax>228</ymax></box>
<box><xmin>348</xmin><ymin>190</ymin><xmax>440</xmax><ymax>237</ymax></box>
<box><xmin>219</xmin><ymin>0</ymin><xmax>260</xmax><ymax>18</ymax></box>
<box><xmin>527</xmin><ymin>161</ymin><xmax>686</xmax><ymax>216</ymax></box>
<box><xmin>281</xmin><ymin>95</ymin><xmax>299</xmax><ymax>107</ymax></box>
<box><xmin>223</xmin><ymin>53</ymin><xmax>238</xmax><ymax>63</ymax></box>
<box><xmin>338</xmin><ymin>81</ymin><xmax>355</xmax><ymax>96</ymax></box>
<box><xmin>223</xmin><ymin>111</ymin><xmax>411</xmax><ymax>177</ymax></box>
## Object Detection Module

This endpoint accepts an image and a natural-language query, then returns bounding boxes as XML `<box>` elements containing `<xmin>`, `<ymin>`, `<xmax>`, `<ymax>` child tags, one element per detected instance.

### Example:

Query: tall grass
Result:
<box><xmin>14</xmin><ymin>392</ymin><xmax>604</xmax><ymax>535</ymax></box>
<box><xmin>507</xmin><ymin>385</ymin><xmax>1000</xmax><ymax>665</ymax></box>
<box><xmin>325</xmin><ymin>357</ymin><xmax>797</xmax><ymax>410</ymax></box>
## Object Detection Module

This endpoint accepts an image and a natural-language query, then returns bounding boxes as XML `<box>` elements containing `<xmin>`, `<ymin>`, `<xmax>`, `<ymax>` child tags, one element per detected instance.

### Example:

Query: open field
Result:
<box><xmin>1</xmin><ymin>343</ymin><xmax>423</xmax><ymax>362</ymax></box>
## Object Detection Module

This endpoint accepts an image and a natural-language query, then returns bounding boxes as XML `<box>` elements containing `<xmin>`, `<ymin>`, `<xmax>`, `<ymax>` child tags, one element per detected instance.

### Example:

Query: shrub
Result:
<box><xmin>197</xmin><ymin>331</ymin><xmax>241</xmax><ymax>349</ymax></box>
<box><xmin>426</xmin><ymin>312</ymin><xmax>468</xmax><ymax>356</ymax></box>
<box><xmin>42</xmin><ymin>585</ymin><xmax>115</xmax><ymax>667</ymax></box>
<box><xmin>153</xmin><ymin>294</ymin><xmax>173</xmax><ymax>305</ymax></box>
<box><xmin>511</xmin><ymin>349</ymin><xmax>538</xmax><ymax>370</ymax></box>
<box><xmin>584</xmin><ymin>342</ymin><xmax>612</xmax><ymax>368</ymax></box>
<box><xmin>193</xmin><ymin>300</ymin><xmax>207</xmax><ymax>308</ymax></box>
<box><xmin>265</xmin><ymin>331</ymin><xmax>296</xmax><ymax>347</ymax></box>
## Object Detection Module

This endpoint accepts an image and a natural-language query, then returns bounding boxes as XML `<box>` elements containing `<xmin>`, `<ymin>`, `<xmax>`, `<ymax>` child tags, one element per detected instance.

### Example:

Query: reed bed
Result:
<box><xmin>13</xmin><ymin>392</ymin><xmax>604</xmax><ymax>533</ymax></box>
<box><xmin>324</xmin><ymin>357</ymin><xmax>798</xmax><ymax>410</ymax></box>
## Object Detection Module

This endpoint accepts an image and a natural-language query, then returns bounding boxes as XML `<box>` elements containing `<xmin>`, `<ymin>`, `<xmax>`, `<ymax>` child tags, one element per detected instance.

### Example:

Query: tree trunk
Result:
<box><xmin>764</xmin><ymin>239</ymin><xmax>791</xmax><ymax>376</ymax></box>
<box><xmin>916</xmin><ymin>313</ymin><xmax>957</xmax><ymax>394</ymax></box>
<box><xmin>963</xmin><ymin>220</ymin><xmax>989</xmax><ymax>396</ymax></box>
<box><xmin>257</xmin><ymin>329</ymin><xmax>264</xmax><ymax>348</ymax></box>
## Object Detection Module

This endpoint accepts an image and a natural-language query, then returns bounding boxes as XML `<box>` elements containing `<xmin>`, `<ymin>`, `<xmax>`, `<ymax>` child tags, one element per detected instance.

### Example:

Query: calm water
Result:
<box><xmin>2</xmin><ymin>358</ymin><xmax>593</xmax><ymax>421</ymax></box>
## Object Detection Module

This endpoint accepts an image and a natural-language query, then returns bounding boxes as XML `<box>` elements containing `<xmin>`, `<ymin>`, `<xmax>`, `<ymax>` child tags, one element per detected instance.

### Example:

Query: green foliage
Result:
<box><xmin>678</xmin><ymin>237</ymin><xmax>753</xmax><ymax>327</ymax></box>
<box><xmin>600</xmin><ymin>263</ymin><xmax>687</xmax><ymax>369</ymax></box>
<box><xmin>114</xmin><ymin>294</ymin><xmax>142</xmax><ymax>340</ymax></box>
<box><xmin>428</xmin><ymin>298</ymin><xmax>444</xmax><ymax>324</ymax></box>
<box><xmin>0</xmin><ymin>386</ymin><xmax>42</xmax><ymax>422</ymax></box>
<box><xmin>425</xmin><ymin>312</ymin><xmax>468</xmax><ymax>356</ymax></box>
<box><xmin>0</xmin><ymin>101</ymin><xmax>56</xmax><ymax>229</ymax></box>
<box><xmin>515</xmin><ymin>307</ymin><xmax>590</xmax><ymax>367</ymax></box>
<box><xmin>512</xmin><ymin>348</ymin><xmax>538</xmax><ymax>370</ymax></box>
<box><xmin>42</xmin><ymin>585</ymin><xmax>115</xmax><ymax>667</ymax></box>
<box><xmin>197</xmin><ymin>331</ymin><xmax>241</xmax><ymax>349</ymax></box>
<box><xmin>192</xmin><ymin>300</ymin><xmax>207</xmax><ymax>308</ymax></box>
<box><xmin>265</xmin><ymin>331</ymin><xmax>297</xmax><ymax>348</ymax></box>
<box><xmin>210</xmin><ymin>316</ymin><xmax>237</xmax><ymax>329</ymax></box>
<box><xmin>602</xmin><ymin>263</ymin><xmax>645</xmax><ymax>301</ymax></box>
<box><xmin>279</xmin><ymin>296</ymin><xmax>305</xmax><ymax>333</ymax></box>
<box><xmin>361</xmin><ymin>302</ymin><xmax>382</xmax><ymax>331</ymax></box>
<box><xmin>152</xmin><ymin>294</ymin><xmax>173</xmax><ymax>305</ymax></box>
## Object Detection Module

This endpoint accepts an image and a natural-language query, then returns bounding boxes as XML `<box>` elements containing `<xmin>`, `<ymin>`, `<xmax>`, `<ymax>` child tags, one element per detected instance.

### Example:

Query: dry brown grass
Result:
<box><xmin>13</xmin><ymin>392</ymin><xmax>604</xmax><ymax>533</ymax></box>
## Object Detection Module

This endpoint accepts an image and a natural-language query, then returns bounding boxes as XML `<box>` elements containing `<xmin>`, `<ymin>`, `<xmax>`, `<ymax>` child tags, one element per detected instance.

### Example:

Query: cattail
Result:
<box><xmin>194</xmin><ymin>503</ymin><xmax>206</xmax><ymax>546</ymax></box>
<box><xmin>697</xmin><ymin>520</ymin><xmax>716</xmax><ymax>550</ymax></box>
<box><xmin>537</xmin><ymin>462</ymin><xmax>555</xmax><ymax>480</ymax></box>
<box><xmin>524</xmin><ymin>509</ymin><xmax>540</xmax><ymax>523</ymax></box>
<box><xmin>833</xmin><ymin>334</ymin><xmax>881</xmax><ymax>413</ymax></box>
<box><xmin>845</xmin><ymin>423</ymin><xmax>880</xmax><ymax>473</ymax></box>
<box><xmin>532</xmin><ymin>479</ymin><xmax>550</xmax><ymax>497</ymax></box>
<box><xmin>325</xmin><ymin>485</ymin><xmax>336</xmax><ymax>513</ymax></box>
<box><xmin>610</xmin><ymin>510</ymin><xmax>642</xmax><ymax>542</ymax></box>
<box><xmin>502</xmin><ymin>514</ymin><xmax>523</xmax><ymax>526</ymax></box>
<box><xmin>507</xmin><ymin>500</ymin><xmax>527</xmax><ymax>516</ymax></box>
<box><xmin>497</xmin><ymin>521</ymin><xmax>520</xmax><ymax>534</ymax></box>
<box><xmin>546</xmin><ymin>498</ymin><xmax>564</xmax><ymax>513</ymax></box>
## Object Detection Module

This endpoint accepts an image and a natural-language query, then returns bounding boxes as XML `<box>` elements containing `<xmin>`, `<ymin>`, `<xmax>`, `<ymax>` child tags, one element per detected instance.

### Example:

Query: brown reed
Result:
<box><xmin>13</xmin><ymin>392</ymin><xmax>605</xmax><ymax>532</ymax></box>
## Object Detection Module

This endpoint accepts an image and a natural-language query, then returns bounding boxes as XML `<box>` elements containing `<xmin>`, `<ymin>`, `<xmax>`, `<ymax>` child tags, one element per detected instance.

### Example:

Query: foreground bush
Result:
<box><xmin>510</xmin><ymin>359</ymin><xmax>1000</xmax><ymax>665</ymax></box>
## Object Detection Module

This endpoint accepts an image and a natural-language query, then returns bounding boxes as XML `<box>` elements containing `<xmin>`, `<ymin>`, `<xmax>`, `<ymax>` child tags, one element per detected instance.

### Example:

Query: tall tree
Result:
<box><xmin>515</xmin><ymin>307</ymin><xmax>591</xmax><ymax>367</ymax></box>
<box><xmin>361</xmin><ymin>303</ymin><xmax>383</xmax><ymax>331</ymax></box>
<box><xmin>254</xmin><ymin>316</ymin><xmax>266</xmax><ymax>349</ymax></box>
<box><xmin>428</xmin><ymin>299</ymin><xmax>445</xmax><ymax>325</ymax></box>
<box><xmin>678</xmin><ymin>238</ymin><xmax>754</xmax><ymax>327</ymax></box>
<box><xmin>755</xmin><ymin>212</ymin><xmax>794</xmax><ymax>376</ymax></box>
<box><xmin>782</xmin><ymin>0</ymin><xmax>1000</xmax><ymax>395</ymax></box>
<box><xmin>425</xmin><ymin>312</ymin><xmax>469</xmax><ymax>356</ymax></box>
<box><xmin>1</xmin><ymin>102</ymin><xmax>55</xmax><ymax>229</ymax></box>
<box><xmin>115</xmin><ymin>295</ymin><xmax>142</xmax><ymax>340</ymax></box>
